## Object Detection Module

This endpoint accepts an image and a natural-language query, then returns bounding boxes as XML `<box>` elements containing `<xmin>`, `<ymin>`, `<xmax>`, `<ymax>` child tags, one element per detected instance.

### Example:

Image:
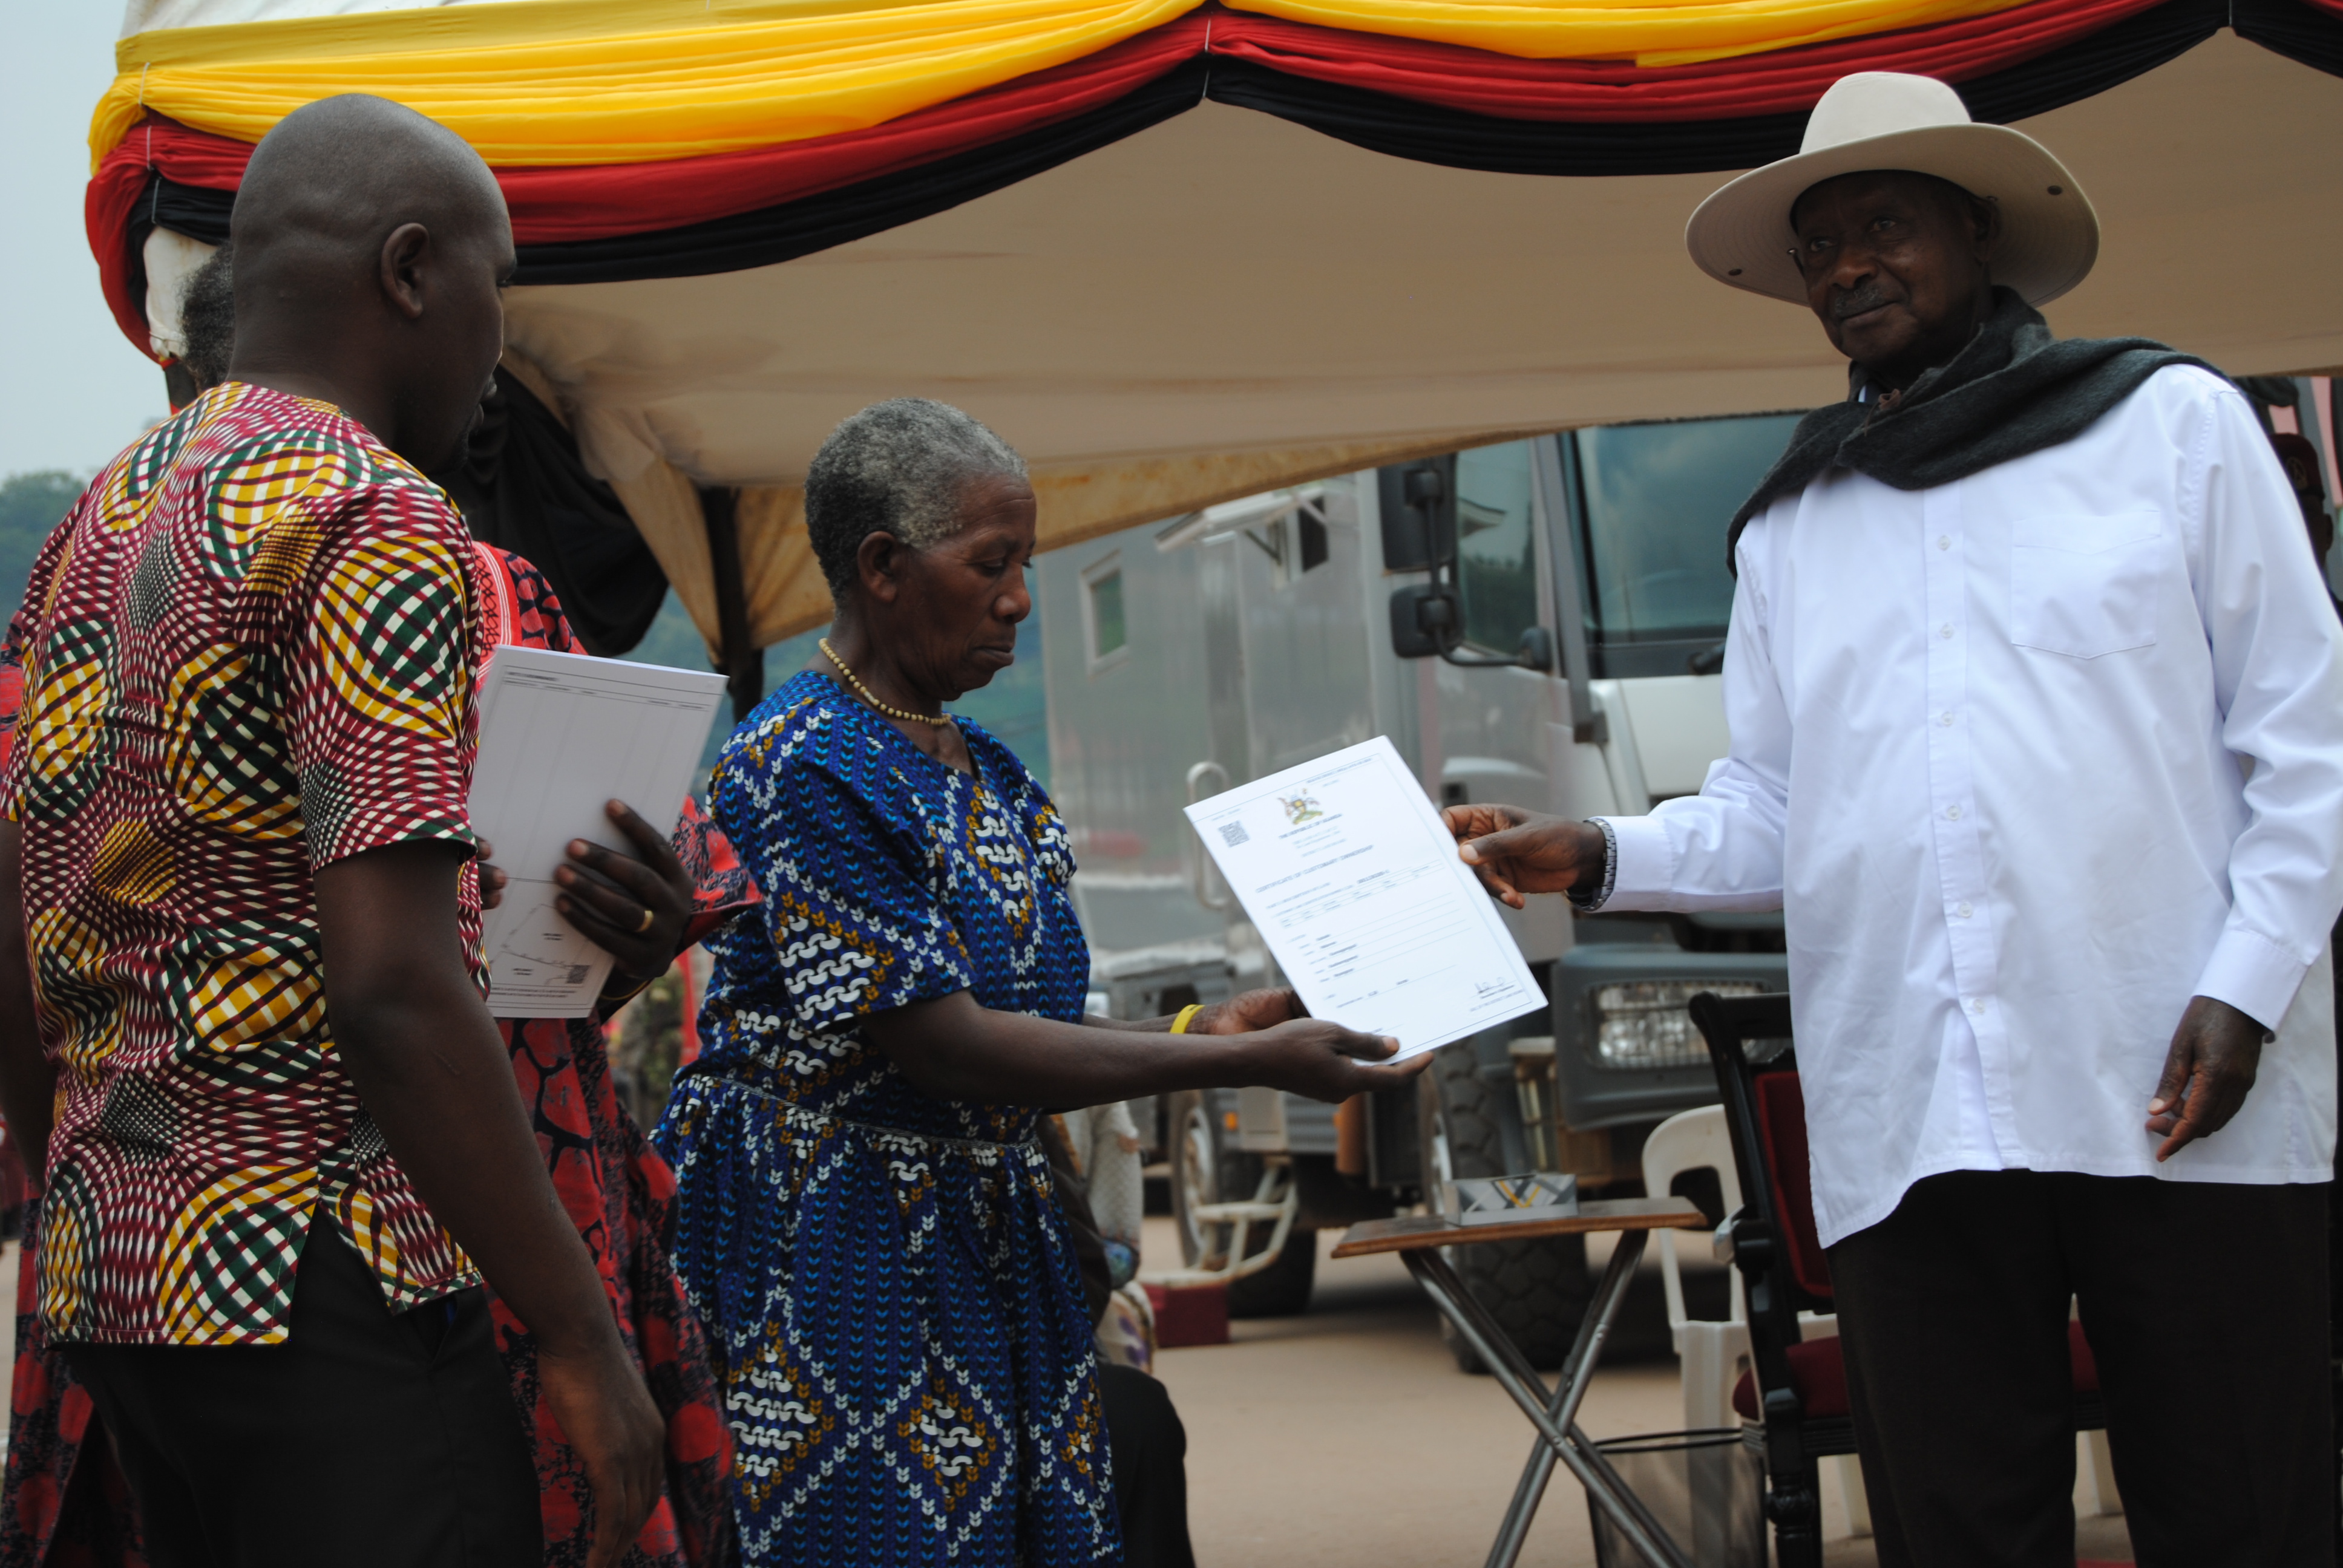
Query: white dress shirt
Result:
<box><xmin>1594</xmin><ymin>366</ymin><xmax>2343</xmax><ymax>1247</ymax></box>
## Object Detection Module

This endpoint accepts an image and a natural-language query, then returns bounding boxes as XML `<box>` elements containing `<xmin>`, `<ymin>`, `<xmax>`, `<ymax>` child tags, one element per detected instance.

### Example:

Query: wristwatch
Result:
<box><xmin>1565</xmin><ymin>818</ymin><xmax>1618</xmax><ymax>912</ymax></box>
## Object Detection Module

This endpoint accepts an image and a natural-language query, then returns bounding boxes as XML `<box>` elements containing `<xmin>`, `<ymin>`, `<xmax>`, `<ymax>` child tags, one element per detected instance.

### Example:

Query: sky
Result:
<box><xmin>1</xmin><ymin>7</ymin><xmax>172</xmax><ymax>479</ymax></box>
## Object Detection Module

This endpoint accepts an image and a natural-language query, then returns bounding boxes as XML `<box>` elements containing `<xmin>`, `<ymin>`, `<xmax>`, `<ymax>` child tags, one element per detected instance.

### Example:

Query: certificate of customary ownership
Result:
<box><xmin>1183</xmin><ymin>736</ymin><xmax>1544</xmax><ymax>1059</ymax></box>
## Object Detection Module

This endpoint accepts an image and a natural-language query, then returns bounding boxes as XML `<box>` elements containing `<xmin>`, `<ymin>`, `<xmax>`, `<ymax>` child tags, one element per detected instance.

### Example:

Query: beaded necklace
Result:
<box><xmin>820</xmin><ymin>637</ymin><xmax>952</xmax><ymax>728</ymax></box>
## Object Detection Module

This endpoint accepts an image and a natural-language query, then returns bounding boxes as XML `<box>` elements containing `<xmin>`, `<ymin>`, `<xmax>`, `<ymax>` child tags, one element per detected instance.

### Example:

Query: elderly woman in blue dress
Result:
<box><xmin>657</xmin><ymin>399</ymin><xmax>1421</xmax><ymax>1567</ymax></box>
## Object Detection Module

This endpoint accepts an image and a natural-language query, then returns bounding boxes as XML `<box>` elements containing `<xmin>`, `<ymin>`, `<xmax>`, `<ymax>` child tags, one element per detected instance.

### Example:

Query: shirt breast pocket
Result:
<box><xmin>2008</xmin><ymin>511</ymin><xmax>2163</xmax><ymax>659</ymax></box>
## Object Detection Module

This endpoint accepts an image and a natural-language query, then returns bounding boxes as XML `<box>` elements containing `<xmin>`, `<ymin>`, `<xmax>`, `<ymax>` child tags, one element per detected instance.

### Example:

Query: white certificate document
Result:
<box><xmin>1182</xmin><ymin>736</ymin><xmax>1543</xmax><ymax>1059</ymax></box>
<box><xmin>470</xmin><ymin>647</ymin><xmax>730</xmax><ymax>1018</ymax></box>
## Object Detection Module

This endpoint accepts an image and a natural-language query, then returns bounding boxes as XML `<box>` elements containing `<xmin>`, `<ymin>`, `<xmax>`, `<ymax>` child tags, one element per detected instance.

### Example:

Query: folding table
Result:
<box><xmin>1332</xmin><ymin>1197</ymin><xmax>1709</xmax><ymax>1568</ymax></box>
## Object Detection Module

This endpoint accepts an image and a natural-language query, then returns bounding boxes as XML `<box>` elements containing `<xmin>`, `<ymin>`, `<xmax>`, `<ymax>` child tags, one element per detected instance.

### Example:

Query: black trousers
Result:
<box><xmin>1099</xmin><ymin>1362</ymin><xmax>1194</xmax><ymax>1568</ymax></box>
<box><xmin>1828</xmin><ymin>1169</ymin><xmax>2332</xmax><ymax>1568</ymax></box>
<box><xmin>64</xmin><ymin>1221</ymin><xmax>539</xmax><ymax>1568</ymax></box>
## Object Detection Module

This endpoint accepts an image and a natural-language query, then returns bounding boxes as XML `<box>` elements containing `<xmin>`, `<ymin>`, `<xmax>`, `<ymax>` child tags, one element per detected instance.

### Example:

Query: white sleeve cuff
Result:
<box><xmin>2192</xmin><ymin>924</ymin><xmax>2312</xmax><ymax>1035</ymax></box>
<box><xmin>1593</xmin><ymin>815</ymin><xmax>1676</xmax><ymax>912</ymax></box>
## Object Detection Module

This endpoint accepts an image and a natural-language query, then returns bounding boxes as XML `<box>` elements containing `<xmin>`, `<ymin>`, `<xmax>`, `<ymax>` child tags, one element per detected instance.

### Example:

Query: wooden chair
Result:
<box><xmin>1688</xmin><ymin>991</ymin><xmax>2109</xmax><ymax>1568</ymax></box>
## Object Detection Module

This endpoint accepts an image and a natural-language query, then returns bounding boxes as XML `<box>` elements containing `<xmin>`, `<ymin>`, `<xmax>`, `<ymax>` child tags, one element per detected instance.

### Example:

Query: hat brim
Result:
<box><xmin>1685</xmin><ymin>122</ymin><xmax>2100</xmax><ymax>307</ymax></box>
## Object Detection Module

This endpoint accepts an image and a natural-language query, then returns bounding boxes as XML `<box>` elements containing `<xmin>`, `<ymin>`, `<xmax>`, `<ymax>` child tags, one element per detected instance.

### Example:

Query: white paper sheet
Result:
<box><xmin>1182</xmin><ymin>736</ymin><xmax>1544</xmax><ymax>1059</ymax></box>
<box><xmin>469</xmin><ymin>647</ymin><xmax>730</xmax><ymax>1018</ymax></box>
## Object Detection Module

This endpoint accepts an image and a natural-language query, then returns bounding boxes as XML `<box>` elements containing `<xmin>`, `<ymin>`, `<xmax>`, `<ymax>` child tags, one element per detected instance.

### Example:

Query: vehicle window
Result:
<box><xmin>1087</xmin><ymin>565</ymin><xmax>1127</xmax><ymax>662</ymax></box>
<box><xmin>1455</xmin><ymin>441</ymin><xmax>1538</xmax><ymax>655</ymax></box>
<box><xmin>1575</xmin><ymin>415</ymin><xmax>1801</xmax><ymax>658</ymax></box>
<box><xmin>1297</xmin><ymin>507</ymin><xmax>1329</xmax><ymax>573</ymax></box>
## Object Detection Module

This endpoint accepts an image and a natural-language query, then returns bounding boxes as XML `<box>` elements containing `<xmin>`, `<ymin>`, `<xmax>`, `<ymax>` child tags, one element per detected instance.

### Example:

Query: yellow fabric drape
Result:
<box><xmin>94</xmin><ymin>0</ymin><xmax>1203</xmax><ymax>169</ymax></box>
<box><xmin>1221</xmin><ymin>0</ymin><xmax>2037</xmax><ymax>67</ymax></box>
<box><xmin>96</xmin><ymin>0</ymin><xmax>2047</xmax><ymax>171</ymax></box>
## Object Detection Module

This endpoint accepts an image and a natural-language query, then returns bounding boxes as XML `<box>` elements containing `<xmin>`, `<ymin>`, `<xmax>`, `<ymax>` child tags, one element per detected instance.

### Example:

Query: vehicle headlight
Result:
<box><xmin>1593</xmin><ymin>980</ymin><xmax>1766</xmax><ymax>1069</ymax></box>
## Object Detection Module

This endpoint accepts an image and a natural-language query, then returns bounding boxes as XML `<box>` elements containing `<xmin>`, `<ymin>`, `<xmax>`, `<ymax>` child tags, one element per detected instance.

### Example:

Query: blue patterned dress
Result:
<box><xmin>655</xmin><ymin>671</ymin><xmax>1118</xmax><ymax>1567</ymax></box>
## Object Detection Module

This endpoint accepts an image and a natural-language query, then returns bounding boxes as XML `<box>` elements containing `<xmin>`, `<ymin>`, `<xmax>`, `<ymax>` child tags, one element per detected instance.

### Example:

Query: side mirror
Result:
<box><xmin>1378</xmin><ymin>457</ymin><xmax>1454</xmax><ymax>573</ymax></box>
<box><xmin>1388</xmin><ymin>589</ymin><xmax>1555</xmax><ymax>672</ymax></box>
<box><xmin>1388</xmin><ymin>584</ymin><xmax>1455</xmax><ymax>658</ymax></box>
<box><xmin>1516</xmin><ymin>626</ymin><xmax>1555</xmax><ymax>673</ymax></box>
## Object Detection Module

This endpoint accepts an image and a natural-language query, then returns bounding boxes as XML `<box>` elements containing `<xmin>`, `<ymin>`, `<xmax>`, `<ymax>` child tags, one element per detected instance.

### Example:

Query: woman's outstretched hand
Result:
<box><xmin>1242</xmin><ymin>1016</ymin><xmax>1427</xmax><ymax>1102</ymax></box>
<box><xmin>1442</xmin><ymin>803</ymin><xmax>1607</xmax><ymax>909</ymax></box>
<box><xmin>1191</xmin><ymin>986</ymin><xmax>1308</xmax><ymax>1034</ymax></box>
<box><xmin>1184</xmin><ymin>986</ymin><xmax>1424</xmax><ymax>1101</ymax></box>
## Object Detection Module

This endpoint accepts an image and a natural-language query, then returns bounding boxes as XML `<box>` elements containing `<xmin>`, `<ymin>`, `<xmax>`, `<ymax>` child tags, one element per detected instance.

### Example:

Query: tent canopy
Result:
<box><xmin>93</xmin><ymin>0</ymin><xmax>2343</xmax><ymax>656</ymax></box>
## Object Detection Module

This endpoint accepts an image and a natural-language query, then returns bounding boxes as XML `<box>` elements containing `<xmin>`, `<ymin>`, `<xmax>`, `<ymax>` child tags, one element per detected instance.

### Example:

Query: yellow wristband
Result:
<box><xmin>1170</xmin><ymin>1004</ymin><xmax>1205</xmax><ymax>1035</ymax></box>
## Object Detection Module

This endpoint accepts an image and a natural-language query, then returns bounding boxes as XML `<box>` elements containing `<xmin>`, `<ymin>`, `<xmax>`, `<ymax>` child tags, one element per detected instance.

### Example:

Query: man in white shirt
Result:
<box><xmin>1447</xmin><ymin>72</ymin><xmax>2343</xmax><ymax>1566</ymax></box>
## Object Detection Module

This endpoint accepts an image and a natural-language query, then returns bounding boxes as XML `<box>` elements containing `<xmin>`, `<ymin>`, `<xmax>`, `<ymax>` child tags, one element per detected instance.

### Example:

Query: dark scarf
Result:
<box><xmin>1726</xmin><ymin>286</ymin><xmax>2218</xmax><ymax>568</ymax></box>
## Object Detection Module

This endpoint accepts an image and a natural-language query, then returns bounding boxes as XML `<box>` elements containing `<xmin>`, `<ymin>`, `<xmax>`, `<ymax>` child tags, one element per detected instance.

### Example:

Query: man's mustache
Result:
<box><xmin>1832</xmin><ymin>284</ymin><xmax>1897</xmax><ymax>321</ymax></box>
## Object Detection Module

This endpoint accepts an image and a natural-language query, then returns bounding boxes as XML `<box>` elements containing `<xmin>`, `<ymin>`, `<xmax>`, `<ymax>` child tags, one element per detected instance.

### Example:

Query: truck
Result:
<box><xmin>1039</xmin><ymin>412</ymin><xmax>1804</xmax><ymax>1368</ymax></box>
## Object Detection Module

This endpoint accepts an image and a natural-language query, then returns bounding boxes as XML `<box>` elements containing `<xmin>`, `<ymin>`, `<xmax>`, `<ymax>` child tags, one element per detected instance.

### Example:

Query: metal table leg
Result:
<box><xmin>1404</xmin><ymin>1232</ymin><xmax>1693</xmax><ymax>1568</ymax></box>
<box><xmin>1475</xmin><ymin>1229</ymin><xmax>1644</xmax><ymax>1568</ymax></box>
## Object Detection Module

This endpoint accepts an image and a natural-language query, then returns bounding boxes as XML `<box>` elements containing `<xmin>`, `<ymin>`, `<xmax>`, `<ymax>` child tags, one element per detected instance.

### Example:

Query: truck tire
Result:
<box><xmin>1420</xmin><ymin>1044</ymin><xmax>1591</xmax><ymax>1372</ymax></box>
<box><xmin>1166</xmin><ymin>1089</ymin><xmax>1317</xmax><ymax>1318</ymax></box>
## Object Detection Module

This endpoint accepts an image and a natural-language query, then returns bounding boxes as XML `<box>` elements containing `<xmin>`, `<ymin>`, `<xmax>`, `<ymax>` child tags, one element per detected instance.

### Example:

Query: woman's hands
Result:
<box><xmin>1185</xmin><ymin>986</ymin><xmax>1427</xmax><ymax>1103</ymax></box>
<box><xmin>1239</xmin><ymin>1017</ymin><xmax>1427</xmax><ymax>1102</ymax></box>
<box><xmin>1190</xmin><ymin>986</ymin><xmax>1308</xmax><ymax>1035</ymax></box>
<box><xmin>554</xmin><ymin>800</ymin><xmax>694</xmax><ymax>985</ymax></box>
<box><xmin>870</xmin><ymin>988</ymin><xmax>1424</xmax><ymax>1107</ymax></box>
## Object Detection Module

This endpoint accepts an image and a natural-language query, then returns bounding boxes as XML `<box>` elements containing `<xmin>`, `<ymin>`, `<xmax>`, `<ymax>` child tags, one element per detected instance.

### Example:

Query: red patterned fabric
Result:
<box><xmin>0</xmin><ymin>381</ymin><xmax>487</xmax><ymax>1346</ymax></box>
<box><xmin>470</xmin><ymin>546</ymin><xmax>749</xmax><ymax>1566</ymax></box>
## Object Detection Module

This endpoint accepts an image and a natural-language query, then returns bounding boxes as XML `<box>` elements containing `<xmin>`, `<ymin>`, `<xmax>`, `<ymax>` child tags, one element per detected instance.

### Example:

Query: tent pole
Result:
<box><xmin>700</xmin><ymin>486</ymin><xmax>762</xmax><ymax>722</ymax></box>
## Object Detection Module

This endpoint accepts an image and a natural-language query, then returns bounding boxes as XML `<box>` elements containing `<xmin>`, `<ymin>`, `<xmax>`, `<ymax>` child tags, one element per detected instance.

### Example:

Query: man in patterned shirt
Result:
<box><xmin>0</xmin><ymin>97</ymin><xmax>663</xmax><ymax>1567</ymax></box>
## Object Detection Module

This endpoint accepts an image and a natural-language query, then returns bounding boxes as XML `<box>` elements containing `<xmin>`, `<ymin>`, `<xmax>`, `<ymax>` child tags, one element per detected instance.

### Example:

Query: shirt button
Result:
<box><xmin>1939</xmin><ymin>623</ymin><xmax>1955</xmax><ymax>639</ymax></box>
<box><xmin>1945</xmin><ymin>805</ymin><xmax>1963</xmax><ymax>821</ymax></box>
<box><xmin>1968</xmin><ymin>997</ymin><xmax>1986</xmax><ymax>1014</ymax></box>
<box><xmin>1938</xmin><ymin>711</ymin><xmax>1955</xmax><ymax>727</ymax></box>
<box><xmin>1937</xmin><ymin>535</ymin><xmax>1951</xmax><ymax>550</ymax></box>
<box><xmin>1955</xmin><ymin>901</ymin><xmax>1973</xmax><ymax>919</ymax></box>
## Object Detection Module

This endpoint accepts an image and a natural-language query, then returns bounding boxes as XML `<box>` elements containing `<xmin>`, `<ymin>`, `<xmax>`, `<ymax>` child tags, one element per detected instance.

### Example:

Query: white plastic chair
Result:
<box><xmin>1640</xmin><ymin>1106</ymin><xmax>1749</xmax><ymax>1432</ymax></box>
<box><xmin>1645</xmin><ymin>1106</ymin><xmax>1878</xmax><ymax>1540</ymax></box>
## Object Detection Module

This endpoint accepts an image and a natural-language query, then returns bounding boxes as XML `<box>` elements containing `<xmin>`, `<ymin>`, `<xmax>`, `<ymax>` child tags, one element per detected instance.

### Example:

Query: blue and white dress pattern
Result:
<box><xmin>655</xmin><ymin>670</ymin><xmax>1117</xmax><ymax>1566</ymax></box>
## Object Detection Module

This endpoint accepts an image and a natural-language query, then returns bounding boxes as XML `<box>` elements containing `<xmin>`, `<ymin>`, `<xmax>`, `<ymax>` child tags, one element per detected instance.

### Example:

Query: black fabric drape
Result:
<box><xmin>436</xmin><ymin>369</ymin><xmax>670</xmax><ymax>656</ymax></box>
<box><xmin>2234</xmin><ymin>0</ymin><xmax>2343</xmax><ymax>76</ymax></box>
<box><xmin>1213</xmin><ymin>0</ymin><xmax>2223</xmax><ymax>176</ymax></box>
<box><xmin>131</xmin><ymin>0</ymin><xmax>2299</xmax><ymax>289</ymax></box>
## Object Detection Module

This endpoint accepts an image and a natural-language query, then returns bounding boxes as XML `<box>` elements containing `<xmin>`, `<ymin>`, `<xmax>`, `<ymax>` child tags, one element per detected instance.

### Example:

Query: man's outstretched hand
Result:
<box><xmin>1441</xmin><ymin>804</ymin><xmax>1607</xmax><ymax>909</ymax></box>
<box><xmin>2146</xmin><ymin>995</ymin><xmax>2269</xmax><ymax>1161</ymax></box>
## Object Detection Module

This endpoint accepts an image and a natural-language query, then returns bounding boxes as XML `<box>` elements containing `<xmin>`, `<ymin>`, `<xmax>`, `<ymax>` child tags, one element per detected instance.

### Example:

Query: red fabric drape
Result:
<box><xmin>1211</xmin><ymin>0</ymin><xmax>2169</xmax><ymax>122</ymax></box>
<box><xmin>85</xmin><ymin>18</ymin><xmax>1211</xmax><ymax>352</ymax></box>
<box><xmin>81</xmin><ymin>0</ymin><xmax>2194</xmax><ymax>359</ymax></box>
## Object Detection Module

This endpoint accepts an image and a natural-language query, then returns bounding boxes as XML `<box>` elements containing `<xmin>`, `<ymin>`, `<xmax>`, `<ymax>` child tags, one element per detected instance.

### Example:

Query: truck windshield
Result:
<box><xmin>1572</xmin><ymin>413</ymin><xmax>1803</xmax><ymax>677</ymax></box>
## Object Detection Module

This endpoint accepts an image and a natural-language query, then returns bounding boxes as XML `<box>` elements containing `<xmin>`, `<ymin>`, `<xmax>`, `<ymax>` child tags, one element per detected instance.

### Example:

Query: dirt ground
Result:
<box><xmin>1144</xmin><ymin>1217</ymin><xmax>2135</xmax><ymax>1568</ymax></box>
<box><xmin>0</xmin><ymin>1230</ymin><xmax>2133</xmax><ymax>1563</ymax></box>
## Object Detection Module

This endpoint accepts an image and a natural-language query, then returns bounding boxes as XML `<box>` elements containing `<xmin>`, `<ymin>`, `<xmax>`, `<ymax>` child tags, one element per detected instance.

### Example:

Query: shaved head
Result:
<box><xmin>227</xmin><ymin>95</ymin><xmax>514</xmax><ymax>471</ymax></box>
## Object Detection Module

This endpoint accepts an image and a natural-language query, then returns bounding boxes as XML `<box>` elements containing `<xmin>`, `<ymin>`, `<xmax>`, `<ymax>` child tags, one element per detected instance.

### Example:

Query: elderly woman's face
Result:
<box><xmin>870</xmin><ymin>472</ymin><xmax>1038</xmax><ymax>699</ymax></box>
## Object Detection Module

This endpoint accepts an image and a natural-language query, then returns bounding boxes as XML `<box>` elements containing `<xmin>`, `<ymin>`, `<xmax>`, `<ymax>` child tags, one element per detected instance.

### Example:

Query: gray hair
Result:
<box><xmin>805</xmin><ymin>398</ymin><xmax>1027</xmax><ymax>593</ymax></box>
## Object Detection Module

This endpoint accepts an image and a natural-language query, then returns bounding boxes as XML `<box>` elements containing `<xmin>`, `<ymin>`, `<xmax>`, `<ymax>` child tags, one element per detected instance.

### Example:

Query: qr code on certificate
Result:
<box><xmin>1217</xmin><ymin>821</ymin><xmax>1250</xmax><ymax>848</ymax></box>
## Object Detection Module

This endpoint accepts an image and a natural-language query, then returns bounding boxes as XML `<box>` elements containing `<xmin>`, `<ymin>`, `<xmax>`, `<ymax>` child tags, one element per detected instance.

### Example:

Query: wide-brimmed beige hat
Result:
<box><xmin>1685</xmin><ymin>72</ymin><xmax>2099</xmax><ymax>307</ymax></box>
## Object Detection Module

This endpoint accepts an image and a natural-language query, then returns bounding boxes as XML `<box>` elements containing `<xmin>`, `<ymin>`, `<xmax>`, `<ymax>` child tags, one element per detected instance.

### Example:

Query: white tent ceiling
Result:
<box><xmin>506</xmin><ymin>28</ymin><xmax>2343</xmax><ymax>501</ymax></box>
